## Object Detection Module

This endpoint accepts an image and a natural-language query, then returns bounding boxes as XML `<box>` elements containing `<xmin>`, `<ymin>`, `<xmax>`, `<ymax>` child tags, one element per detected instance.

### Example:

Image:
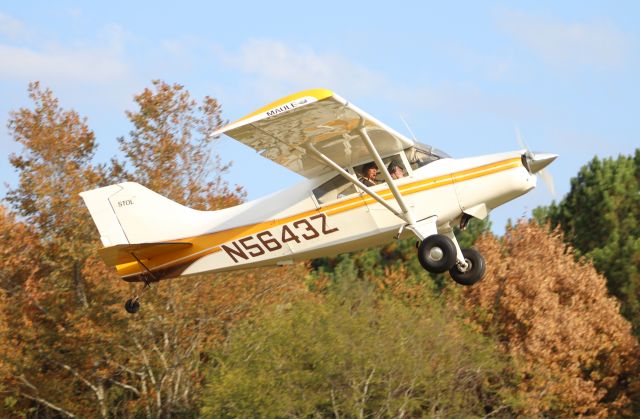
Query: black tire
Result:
<box><xmin>449</xmin><ymin>248</ymin><xmax>486</xmax><ymax>286</ymax></box>
<box><xmin>124</xmin><ymin>299</ymin><xmax>140</xmax><ymax>314</ymax></box>
<box><xmin>417</xmin><ymin>234</ymin><xmax>457</xmax><ymax>273</ymax></box>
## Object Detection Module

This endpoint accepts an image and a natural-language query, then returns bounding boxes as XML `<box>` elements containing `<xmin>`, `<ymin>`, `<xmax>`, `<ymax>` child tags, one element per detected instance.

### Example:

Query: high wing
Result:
<box><xmin>213</xmin><ymin>89</ymin><xmax>414</xmax><ymax>178</ymax></box>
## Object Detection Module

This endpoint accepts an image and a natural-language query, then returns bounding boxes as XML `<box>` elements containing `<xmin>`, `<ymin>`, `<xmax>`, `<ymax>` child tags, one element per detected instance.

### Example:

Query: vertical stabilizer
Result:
<box><xmin>80</xmin><ymin>182</ymin><xmax>211</xmax><ymax>246</ymax></box>
<box><xmin>80</xmin><ymin>184</ymin><xmax>130</xmax><ymax>247</ymax></box>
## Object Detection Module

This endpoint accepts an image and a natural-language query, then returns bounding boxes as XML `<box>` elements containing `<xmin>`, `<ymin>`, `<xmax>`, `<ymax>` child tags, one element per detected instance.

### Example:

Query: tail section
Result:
<box><xmin>80</xmin><ymin>182</ymin><xmax>211</xmax><ymax>247</ymax></box>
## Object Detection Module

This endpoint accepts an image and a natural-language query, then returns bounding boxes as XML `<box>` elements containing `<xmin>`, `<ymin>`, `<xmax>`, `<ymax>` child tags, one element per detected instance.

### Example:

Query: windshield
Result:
<box><xmin>406</xmin><ymin>143</ymin><xmax>451</xmax><ymax>169</ymax></box>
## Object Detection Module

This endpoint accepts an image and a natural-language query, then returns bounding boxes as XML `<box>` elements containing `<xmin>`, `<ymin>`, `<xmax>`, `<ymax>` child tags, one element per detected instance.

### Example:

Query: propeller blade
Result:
<box><xmin>538</xmin><ymin>168</ymin><xmax>556</xmax><ymax>198</ymax></box>
<box><xmin>514</xmin><ymin>125</ymin><xmax>530</xmax><ymax>153</ymax></box>
<box><xmin>513</xmin><ymin>125</ymin><xmax>558</xmax><ymax>198</ymax></box>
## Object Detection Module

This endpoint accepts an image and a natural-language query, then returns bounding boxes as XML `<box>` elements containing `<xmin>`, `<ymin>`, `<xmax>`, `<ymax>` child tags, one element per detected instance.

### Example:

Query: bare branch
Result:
<box><xmin>134</xmin><ymin>337</ymin><xmax>157</xmax><ymax>386</ymax></box>
<box><xmin>20</xmin><ymin>392</ymin><xmax>76</xmax><ymax>418</ymax></box>
<box><xmin>51</xmin><ymin>359</ymin><xmax>99</xmax><ymax>394</ymax></box>
<box><xmin>108</xmin><ymin>379</ymin><xmax>141</xmax><ymax>396</ymax></box>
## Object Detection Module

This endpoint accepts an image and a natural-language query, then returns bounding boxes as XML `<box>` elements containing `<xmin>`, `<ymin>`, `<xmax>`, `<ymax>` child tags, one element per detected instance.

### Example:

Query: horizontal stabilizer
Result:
<box><xmin>99</xmin><ymin>242</ymin><xmax>193</xmax><ymax>267</ymax></box>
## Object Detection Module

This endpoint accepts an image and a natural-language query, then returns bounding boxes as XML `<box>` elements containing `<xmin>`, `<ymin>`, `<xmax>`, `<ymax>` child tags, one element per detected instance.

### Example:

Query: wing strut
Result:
<box><xmin>355</xmin><ymin>123</ymin><xmax>416</xmax><ymax>225</ymax></box>
<box><xmin>306</xmin><ymin>142</ymin><xmax>407</xmax><ymax>221</ymax></box>
<box><xmin>305</xmin><ymin>116</ymin><xmax>419</xmax><ymax>228</ymax></box>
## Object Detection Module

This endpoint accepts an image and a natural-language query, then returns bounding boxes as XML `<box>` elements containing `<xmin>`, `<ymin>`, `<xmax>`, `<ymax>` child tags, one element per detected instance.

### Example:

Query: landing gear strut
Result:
<box><xmin>124</xmin><ymin>252</ymin><xmax>155</xmax><ymax>314</ymax></box>
<box><xmin>415</xmin><ymin>230</ymin><xmax>486</xmax><ymax>286</ymax></box>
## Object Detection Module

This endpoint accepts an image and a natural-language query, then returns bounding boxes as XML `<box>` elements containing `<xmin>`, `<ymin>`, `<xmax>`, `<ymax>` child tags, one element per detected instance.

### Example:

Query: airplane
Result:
<box><xmin>80</xmin><ymin>88</ymin><xmax>557</xmax><ymax>313</ymax></box>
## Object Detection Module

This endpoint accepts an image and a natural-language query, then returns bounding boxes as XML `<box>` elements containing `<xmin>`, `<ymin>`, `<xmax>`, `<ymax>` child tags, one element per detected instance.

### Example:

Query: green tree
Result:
<box><xmin>202</xmin><ymin>276</ymin><xmax>518</xmax><ymax>418</ymax></box>
<box><xmin>536</xmin><ymin>152</ymin><xmax>640</xmax><ymax>333</ymax></box>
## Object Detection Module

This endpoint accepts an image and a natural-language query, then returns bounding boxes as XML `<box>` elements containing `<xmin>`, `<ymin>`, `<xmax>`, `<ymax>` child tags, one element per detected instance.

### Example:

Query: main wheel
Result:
<box><xmin>417</xmin><ymin>234</ymin><xmax>457</xmax><ymax>273</ymax></box>
<box><xmin>449</xmin><ymin>248</ymin><xmax>485</xmax><ymax>286</ymax></box>
<box><xmin>124</xmin><ymin>298</ymin><xmax>140</xmax><ymax>314</ymax></box>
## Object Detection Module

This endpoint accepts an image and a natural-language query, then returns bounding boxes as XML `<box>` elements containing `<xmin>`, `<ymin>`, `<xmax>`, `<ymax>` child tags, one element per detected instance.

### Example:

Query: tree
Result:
<box><xmin>94</xmin><ymin>79</ymin><xmax>260</xmax><ymax>417</ymax></box>
<box><xmin>309</xmin><ymin>217</ymin><xmax>491</xmax><ymax>292</ymax></box>
<box><xmin>1</xmin><ymin>83</ymin><xmax>120</xmax><ymax>417</ymax></box>
<box><xmin>536</xmin><ymin>152</ymin><xmax>640</xmax><ymax>334</ymax></box>
<box><xmin>464</xmin><ymin>221</ymin><xmax>640</xmax><ymax>416</ymax></box>
<box><xmin>5</xmin><ymin>81</ymin><xmax>108</xmax><ymax>305</ymax></box>
<box><xmin>80</xmin><ymin>258</ymin><xmax>308</xmax><ymax>418</ymax></box>
<box><xmin>202</xmin><ymin>275</ymin><xmax>518</xmax><ymax>418</ymax></box>
<box><xmin>0</xmin><ymin>81</ymin><xmax>299</xmax><ymax>417</ymax></box>
<box><xmin>114</xmin><ymin>79</ymin><xmax>244</xmax><ymax>210</ymax></box>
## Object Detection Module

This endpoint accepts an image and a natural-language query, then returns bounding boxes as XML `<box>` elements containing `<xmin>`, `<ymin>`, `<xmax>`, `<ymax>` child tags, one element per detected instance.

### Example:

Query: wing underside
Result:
<box><xmin>214</xmin><ymin>89</ymin><xmax>414</xmax><ymax>178</ymax></box>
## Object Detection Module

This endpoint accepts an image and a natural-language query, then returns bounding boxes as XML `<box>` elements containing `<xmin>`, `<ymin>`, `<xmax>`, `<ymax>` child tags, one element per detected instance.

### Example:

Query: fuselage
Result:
<box><xmin>115</xmin><ymin>149</ymin><xmax>535</xmax><ymax>282</ymax></box>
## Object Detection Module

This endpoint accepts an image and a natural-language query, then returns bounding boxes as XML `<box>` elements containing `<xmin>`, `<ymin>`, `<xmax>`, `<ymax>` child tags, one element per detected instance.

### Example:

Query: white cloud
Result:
<box><xmin>214</xmin><ymin>39</ymin><xmax>386</xmax><ymax>97</ymax></box>
<box><xmin>0</xmin><ymin>43</ymin><xmax>128</xmax><ymax>83</ymax></box>
<box><xmin>213</xmin><ymin>38</ymin><xmax>537</xmax><ymax>122</ymax></box>
<box><xmin>0</xmin><ymin>21</ymin><xmax>129</xmax><ymax>84</ymax></box>
<box><xmin>497</xmin><ymin>11</ymin><xmax>632</xmax><ymax>70</ymax></box>
<box><xmin>0</xmin><ymin>12</ymin><xmax>28</xmax><ymax>40</ymax></box>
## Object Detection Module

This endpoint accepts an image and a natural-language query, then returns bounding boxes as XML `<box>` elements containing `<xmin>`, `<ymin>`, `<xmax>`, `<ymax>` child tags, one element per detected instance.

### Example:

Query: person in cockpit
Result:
<box><xmin>359</xmin><ymin>162</ymin><xmax>381</xmax><ymax>187</ymax></box>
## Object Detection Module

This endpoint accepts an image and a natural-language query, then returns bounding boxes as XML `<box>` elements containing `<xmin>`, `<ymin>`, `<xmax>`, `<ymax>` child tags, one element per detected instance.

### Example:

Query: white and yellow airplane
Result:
<box><xmin>80</xmin><ymin>88</ymin><xmax>557</xmax><ymax>313</ymax></box>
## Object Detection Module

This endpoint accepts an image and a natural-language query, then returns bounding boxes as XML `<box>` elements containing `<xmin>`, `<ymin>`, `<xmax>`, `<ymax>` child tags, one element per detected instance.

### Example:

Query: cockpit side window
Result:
<box><xmin>312</xmin><ymin>152</ymin><xmax>415</xmax><ymax>205</ymax></box>
<box><xmin>313</xmin><ymin>174</ymin><xmax>357</xmax><ymax>204</ymax></box>
<box><xmin>352</xmin><ymin>154</ymin><xmax>408</xmax><ymax>186</ymax></box>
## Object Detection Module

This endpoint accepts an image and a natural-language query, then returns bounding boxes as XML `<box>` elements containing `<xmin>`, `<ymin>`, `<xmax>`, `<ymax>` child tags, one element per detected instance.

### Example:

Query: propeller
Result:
<box><xmin>515</xmin><ymin>126</ymin><xmax>558</xmax><ymax>198</ymax></box>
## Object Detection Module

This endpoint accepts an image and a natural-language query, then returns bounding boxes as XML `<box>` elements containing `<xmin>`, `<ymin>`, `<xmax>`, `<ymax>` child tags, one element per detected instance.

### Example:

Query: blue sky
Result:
<box><xmin>1</xmin><ymin>1</ymin><xmax>638</xmax><ymax>233</ymax></box>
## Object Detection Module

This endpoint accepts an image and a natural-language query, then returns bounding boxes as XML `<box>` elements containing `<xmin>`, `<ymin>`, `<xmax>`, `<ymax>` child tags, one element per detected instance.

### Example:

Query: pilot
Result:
<box><xmin>388</xmin><ymin>161</ymin><xmax>405</xmax><ymax>179</ymax></box>
<box><xmin>359</xmin><ymin>162</ymin><xmax>380</xmax><ymax>187</ymax></box>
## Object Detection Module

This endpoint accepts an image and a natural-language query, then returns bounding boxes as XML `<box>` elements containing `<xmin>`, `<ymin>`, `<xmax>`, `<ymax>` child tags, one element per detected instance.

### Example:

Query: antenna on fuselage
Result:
<box><xmin>400</xmin><ymin>114</ymin><xmax>434</xmax><ymax>154</ymax></box>
<box><xmin>399</xmin><ymin>114</ymin><xmax>418</xmax><ymax>143</ymax></box>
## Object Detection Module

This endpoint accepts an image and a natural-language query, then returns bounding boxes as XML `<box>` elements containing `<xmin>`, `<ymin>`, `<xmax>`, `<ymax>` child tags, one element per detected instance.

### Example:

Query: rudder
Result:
<box><xmin>80</xmin><ymin>182</ymin><xmax>211</xmax><ymax>246</ymax></box>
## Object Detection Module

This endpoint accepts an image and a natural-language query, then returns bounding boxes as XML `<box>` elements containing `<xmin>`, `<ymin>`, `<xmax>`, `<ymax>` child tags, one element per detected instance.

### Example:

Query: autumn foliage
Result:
<box><xmin>0</xmin><ymin>82</ymin><xmax>304</xmax><ymax>417</ymax></box>
<box><xmin>465</xmin><ymin>221</ymin><xmax>640</xmax><ymax>416</ymax></box>
<box><xmin>1</xmin><ymin>82</ymin><xmax>639</xmax><ymax>417</ymax></box>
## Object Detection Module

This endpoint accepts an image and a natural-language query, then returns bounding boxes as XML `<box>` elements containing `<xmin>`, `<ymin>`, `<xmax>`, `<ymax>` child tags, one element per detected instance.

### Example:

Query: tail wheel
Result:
<box><xmin>417</xmin><ymin>234</ymin><xmax>457</xmax><ymax>273</ymax></box>
<box><xmin>449</xmin><ymin>248</ymin><xmax>485</xmax><ymax>286</ymax></box>
<box><xmin>124</xmin><ymin>298</ymin><xmax>140</xmax><ymax>314</ymax></box>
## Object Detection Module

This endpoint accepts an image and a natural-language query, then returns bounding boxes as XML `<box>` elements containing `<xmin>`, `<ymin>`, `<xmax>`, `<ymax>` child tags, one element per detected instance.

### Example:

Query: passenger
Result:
<box><xmin>388</xmin><ymin>161</ymin><xmax>405</xmax><ymax>179</ymax></box>
<box><xmin>359</xmin><ymin>162</ymin><xmax>380</xmax><ymax>187</ymax></box>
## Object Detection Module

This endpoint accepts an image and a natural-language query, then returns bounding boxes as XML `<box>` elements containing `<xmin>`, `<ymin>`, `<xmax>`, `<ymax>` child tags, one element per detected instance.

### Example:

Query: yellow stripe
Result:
<box><xmin>225</xmin><ymin>88</ymin><xmax>334</xmax><ymax>127</ymax></box>
<box><xmin>117</xmin><ymin>157</ymin><xmax>522</xmax><ymax>277</ymax></box>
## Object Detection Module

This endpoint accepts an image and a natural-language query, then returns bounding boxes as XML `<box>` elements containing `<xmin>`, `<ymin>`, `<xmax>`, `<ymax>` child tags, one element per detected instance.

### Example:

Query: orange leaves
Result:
<box><xmin>465</xmin><ymin>221</ymin><xmax>640</xmax><ymax>416</ymax></box>
<box><xmin>117</xmin><ymin>80</ymin><xmax>244</xmax><ymax>210</ymax></box>
<box><xmin>0</xmin><ymin>80</ymin><xmax>253</xmax><ymax>417</ymax></box>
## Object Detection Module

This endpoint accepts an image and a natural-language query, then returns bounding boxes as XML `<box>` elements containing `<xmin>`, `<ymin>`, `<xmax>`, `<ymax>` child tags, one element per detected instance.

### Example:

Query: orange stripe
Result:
<box><xmin>117</xmin><ymin>157</ymin><xmax>522</xmax><ymax>277</ymax></box>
